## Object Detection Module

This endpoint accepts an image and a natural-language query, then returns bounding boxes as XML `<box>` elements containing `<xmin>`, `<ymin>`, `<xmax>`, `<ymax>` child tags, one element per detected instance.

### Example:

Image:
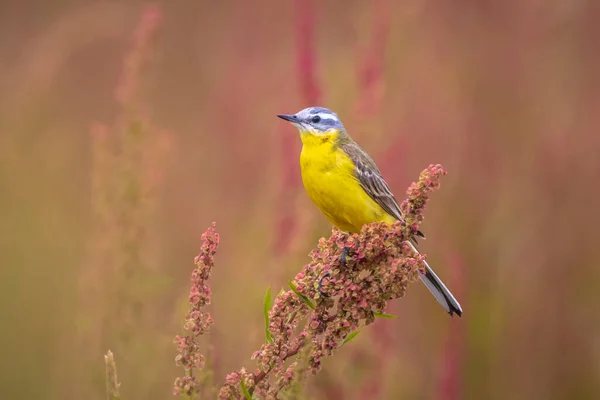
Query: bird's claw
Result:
<box><xmin>318</xmin><ymin>272</ymin><xmax>331</xmax><ymax>297</ymax></box>
<box><xmin>318</xmin><ymin>247</ymin><xmax>350</xmax><ymax>296</ymax></box>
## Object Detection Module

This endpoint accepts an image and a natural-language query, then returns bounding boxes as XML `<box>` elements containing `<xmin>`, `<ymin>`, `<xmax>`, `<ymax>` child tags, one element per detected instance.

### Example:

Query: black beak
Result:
<box><xmin>277</xmin><ymin>114</ymin><xmax>298</xmax><ymax>122</ymax></box>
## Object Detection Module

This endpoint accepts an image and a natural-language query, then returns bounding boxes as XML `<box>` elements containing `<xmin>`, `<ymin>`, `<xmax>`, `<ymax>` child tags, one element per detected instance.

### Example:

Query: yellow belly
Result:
<box><xmin>299</xmin><ymin>136</ymin><xmax>395</xmax><ymax>233</ymax></box>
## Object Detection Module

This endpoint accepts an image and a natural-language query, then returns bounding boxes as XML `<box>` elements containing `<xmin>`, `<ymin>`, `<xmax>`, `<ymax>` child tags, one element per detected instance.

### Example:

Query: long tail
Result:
<box><xmin>408</xmin><ymin>241</ymin><xmax>463</xmax><ymax>317</ymax></box>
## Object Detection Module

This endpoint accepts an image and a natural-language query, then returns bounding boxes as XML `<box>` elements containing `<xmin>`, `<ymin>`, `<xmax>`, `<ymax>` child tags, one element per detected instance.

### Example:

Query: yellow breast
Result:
<box><xmin>299</xmin><ymin>131</ymin><xmax>395</xmax><ymax>233</ymax></box>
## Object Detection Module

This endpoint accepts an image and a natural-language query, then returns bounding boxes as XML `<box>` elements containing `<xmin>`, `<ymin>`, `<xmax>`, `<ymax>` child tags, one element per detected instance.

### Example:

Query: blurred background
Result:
<box><xmin>1</xmin><ymin>1</ymin><xmax>599</xmax><ymax>399</ymax></box>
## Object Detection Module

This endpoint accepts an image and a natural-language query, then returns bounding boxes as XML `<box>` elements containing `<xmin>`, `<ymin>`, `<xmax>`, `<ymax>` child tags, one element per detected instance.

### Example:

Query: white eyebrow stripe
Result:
<box><xmin>317</xmin><ymin>113</ymin><xmax>338</xmax><ymax>121</ymax></box>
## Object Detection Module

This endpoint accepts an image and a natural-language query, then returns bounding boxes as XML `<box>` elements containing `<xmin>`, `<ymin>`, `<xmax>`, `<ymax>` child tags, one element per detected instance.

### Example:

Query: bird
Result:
<box><xmin>277</xmin><ymin>106</ymin><xmax>462</xmax><ymax>317</ymax></box>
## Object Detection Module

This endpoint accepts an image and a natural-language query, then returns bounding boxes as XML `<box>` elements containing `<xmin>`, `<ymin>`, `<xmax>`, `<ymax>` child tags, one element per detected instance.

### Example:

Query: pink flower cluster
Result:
<box><xmin>217</xmin><ymin>164</ymin><xmax>448</xmax><ymax>399</ymax></box>
<box><xmin>401</xmin><ymin>164</ymin><xmax>447</xmax><ymax>230</ymax></box>
<box><xmin>173</xmin><ymin>223</ymin><xmax>219</xmax><ymax>396</ymax></box>
<box><xmin>302</xmin><ymin>222</ymin><xmax>424</xmax><ymax>371</ymax></box>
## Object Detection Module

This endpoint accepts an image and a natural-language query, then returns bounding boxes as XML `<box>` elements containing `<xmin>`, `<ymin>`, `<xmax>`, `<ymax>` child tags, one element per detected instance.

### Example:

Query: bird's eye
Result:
<box><xmin>311</xmin><ymin>116</ymin><xmax>321</xmax><ymax>123</ymax></box>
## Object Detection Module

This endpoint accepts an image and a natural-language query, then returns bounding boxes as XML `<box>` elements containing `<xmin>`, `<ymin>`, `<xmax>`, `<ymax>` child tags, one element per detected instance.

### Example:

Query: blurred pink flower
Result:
<box><xmin>115</xmin><ymin>4</ymin><xmax>162</xmax><ymax>106</ymax></box>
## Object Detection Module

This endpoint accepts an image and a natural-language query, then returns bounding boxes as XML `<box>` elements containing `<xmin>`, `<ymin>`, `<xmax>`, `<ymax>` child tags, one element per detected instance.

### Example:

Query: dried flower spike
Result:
<box><xmin>217</xmin><ymin>164</ymin><xmax>448</xmax><ymax>398</ymax></box>
<box><xmin>173</xmin><ymin>223</ymin><xmax>219</xmax><ymax>397</ymax></box>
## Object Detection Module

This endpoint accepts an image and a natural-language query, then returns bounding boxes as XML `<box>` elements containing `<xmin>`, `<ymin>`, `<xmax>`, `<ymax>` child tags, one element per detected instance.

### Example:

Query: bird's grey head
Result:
<box><xmin>277</xmin><ymin>106</ymin><xmax>345</xmax><ymax>135</ymax></box>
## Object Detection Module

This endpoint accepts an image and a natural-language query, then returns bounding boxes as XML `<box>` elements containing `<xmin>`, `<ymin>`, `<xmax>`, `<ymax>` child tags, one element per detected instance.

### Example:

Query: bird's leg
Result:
<box><xmin>340</xmin><ymin>247</ymin><xmax>350</xmax><ymax>265</ymax></box>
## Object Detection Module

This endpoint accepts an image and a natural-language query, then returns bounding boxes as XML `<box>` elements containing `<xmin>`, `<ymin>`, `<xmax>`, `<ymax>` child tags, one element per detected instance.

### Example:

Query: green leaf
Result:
<box><xmin>374</xmin><ymin>312</ymin><xmax>398</xmax><ymax>319</ymax></box>
<box><xmin>341</xmin><ymin>330</ymin><xmax>360</xmax><ymax>345</ymax></box>
<box><xmin>264</xmin><ymin>286</ymin><xmax>273</xmax><ymax>344</ymax></box>
<box><xmin>240</xmin><ymin>378</ymin><xmax>253</xmax><ymax>400</ymax></box>
<box><xmin>287</xmin><ymin>282</ymin><xmax>315</xmax><ymax>310</ymax></box>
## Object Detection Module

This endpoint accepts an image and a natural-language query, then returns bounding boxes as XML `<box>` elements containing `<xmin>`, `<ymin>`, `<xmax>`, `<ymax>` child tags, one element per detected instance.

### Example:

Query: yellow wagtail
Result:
<box><xmin>278</xmin><ymin>107</ymin><xmax>462</xmax><ymax>317</ymax></box>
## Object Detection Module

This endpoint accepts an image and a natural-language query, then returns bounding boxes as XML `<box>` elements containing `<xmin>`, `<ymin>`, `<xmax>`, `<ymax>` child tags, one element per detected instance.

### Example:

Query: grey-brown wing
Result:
<box><xmin>341</xmin><ymin>142</ymin><xmax>404</xmax><ymax>221</ymax></box>
<box><xmin>341</xmin><ymin>141</ymin><xmax>425</xmax><ymax>240</ymax></box>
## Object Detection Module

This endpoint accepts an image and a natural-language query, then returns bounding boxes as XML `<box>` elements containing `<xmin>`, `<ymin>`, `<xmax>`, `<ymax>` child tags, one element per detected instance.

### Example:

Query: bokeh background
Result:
<box><xmin>1</xmin><ymin>1</ymin><xmax>599</xmax><ymax>399</ymax></box>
